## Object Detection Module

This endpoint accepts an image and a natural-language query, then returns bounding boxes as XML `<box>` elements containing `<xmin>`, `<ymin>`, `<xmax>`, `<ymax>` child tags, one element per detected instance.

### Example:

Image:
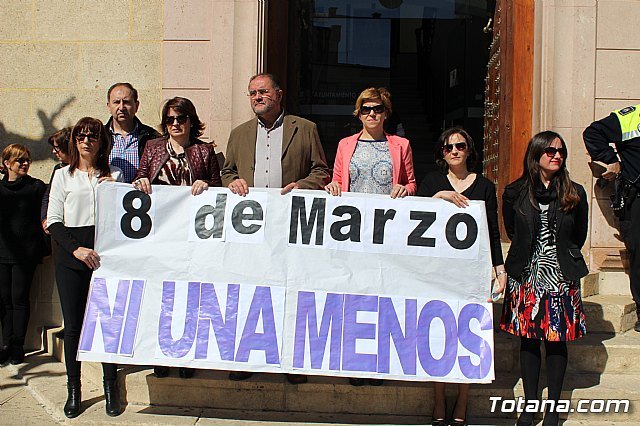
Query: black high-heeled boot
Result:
<box><xmin>103</xmin><ymin>379</ymin><xmax>122</xmax><ymax>417</ymax></box>
<box><xmin>64</xmin><ymin>381</ymin><xmax>81</xmax><ymax>418</ymax></box>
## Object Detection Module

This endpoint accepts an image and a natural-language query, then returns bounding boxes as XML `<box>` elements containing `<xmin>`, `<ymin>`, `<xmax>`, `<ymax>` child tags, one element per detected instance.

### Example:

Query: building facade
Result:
<box><xmin>0</xmin><ymin>0</ymin><xmax>637</xmax><ymax>349</ymax></box>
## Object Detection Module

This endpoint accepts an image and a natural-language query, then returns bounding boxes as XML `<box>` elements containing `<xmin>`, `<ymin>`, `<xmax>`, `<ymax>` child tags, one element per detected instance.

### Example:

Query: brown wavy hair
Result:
<box><xmin>160</xmin><ymin>97</ymin><xmax>205</xmax><ymax>140</ymax></box>
<box><xmin>68</xmin><ymin>117</ymin><xmax>112</xmax><ymax>177</ymax></box>
<box><xmin>521</xmin><ymin>130</ymin><xmax>580</xmax><ymax>211</ymax></box>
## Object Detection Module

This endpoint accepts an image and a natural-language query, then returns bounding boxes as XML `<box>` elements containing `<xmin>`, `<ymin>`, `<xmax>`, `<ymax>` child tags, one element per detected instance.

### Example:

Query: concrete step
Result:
<box><xmin>598</xmin><ymin>270</ymin><xmax>632</xmax><ymax>296</ymax></box>
<box><xmin>581</xmin><ymin>271</ymin><xmax>599</xmax><ymax>298</ymax></box>
<box><xmin>78</xmin><ymin>361</ymin><xmax>639</xmax><ymax>423</ymax></box>
<box><xmin>582</xmin><ymin>294</ymin><xmax>637</xmax><ymax>333</ymax></box>
<box><xmin>13</xmin><ymin>354</ymin><xmax>639</xmax><ymax>425</ymax></box>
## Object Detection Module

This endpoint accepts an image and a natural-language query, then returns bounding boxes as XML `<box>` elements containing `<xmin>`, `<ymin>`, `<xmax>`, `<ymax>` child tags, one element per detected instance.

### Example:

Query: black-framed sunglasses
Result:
<box><xmin>360</xmin><ymin>105</ymin><xmax>385</xmax><ymax>115</ymax></box>
<box><xmin>15</xmin><ymin>157</ymin><xmax>32</xmax><ymax>165</ymax></box>
<box><xmin>443</xmin><ymin>142</ymin><xmax>468</xmax><ymax>153</ymax></box>
<box><xmin>51</xmin><ymin>145</ymin><xmax>61</xmax><ymax>153</ymax></box>
<box><xmin>166</xmin><ymin>115</ymin><xmax>189</xmax><ymax>125</ymax></box>
<box><xmin>75</xmin><ymin>133</ymin><xmax>99</xmax><ymax>143</ymax></box>
<box><xmin>543</xmin><ymin>146</ymin><xmax>566</xmax><ymax>158</ymax></box>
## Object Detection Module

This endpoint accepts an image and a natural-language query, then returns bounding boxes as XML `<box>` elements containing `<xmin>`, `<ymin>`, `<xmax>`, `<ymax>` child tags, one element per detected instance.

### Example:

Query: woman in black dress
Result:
<box><xmin>500</xmin><ymin>131</ymin><xmax>587</xmax><ymax>426</ymax></box>
<box><xmin>418</xmin><ymin>127</ymin><xmax>506</xmax><ymax>426</ymax></box>
<box><xmin>0</xmin><ymin>144</ymin><xmax>46</xmax><ymax>365</ymax></box>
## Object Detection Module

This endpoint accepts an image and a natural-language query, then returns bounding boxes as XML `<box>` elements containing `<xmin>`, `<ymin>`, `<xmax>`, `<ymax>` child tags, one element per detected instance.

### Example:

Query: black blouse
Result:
<box><xmin>0</xmin><ymin>175</ymin><xmax>47</xmax><ymax>264</ymax></box>
<box><xmin>417</xmin><ymin>171</ymin><xmax>504</xmax><ymax>266</ymax></box>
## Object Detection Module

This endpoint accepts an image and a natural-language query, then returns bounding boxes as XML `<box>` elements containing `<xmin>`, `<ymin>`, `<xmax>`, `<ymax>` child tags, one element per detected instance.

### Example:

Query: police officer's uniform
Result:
<box><xmin>584</xmin><ymin>105</ymin><xmax>640</xmax><ymax>330</ymax></box>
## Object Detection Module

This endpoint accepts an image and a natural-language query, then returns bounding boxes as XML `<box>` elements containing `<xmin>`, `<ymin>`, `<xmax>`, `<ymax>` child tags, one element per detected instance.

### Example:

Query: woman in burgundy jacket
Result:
<box><xmin>134</xmin><ymin>96</ymin><xmax>221</xmax><ymax>379</ymax></box>
<box><xmin>135</xmin><ymin>96</ymin><xmax>221</xmax><ymax>197</ymax></box>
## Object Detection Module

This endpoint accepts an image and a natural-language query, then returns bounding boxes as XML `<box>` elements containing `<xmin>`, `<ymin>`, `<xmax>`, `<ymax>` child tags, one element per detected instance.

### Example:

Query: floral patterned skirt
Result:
<box><xmin>500</xmin><ymin>273</ymin><xmax>586</xmax><ymax>341</ymax></box>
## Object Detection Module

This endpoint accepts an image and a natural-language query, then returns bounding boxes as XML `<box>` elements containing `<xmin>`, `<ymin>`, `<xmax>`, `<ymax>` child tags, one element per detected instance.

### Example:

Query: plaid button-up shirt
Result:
<box><xmin>109</xmin><ymin>123</ymin><xmax>140</xmax><ymax>183</ymax></box>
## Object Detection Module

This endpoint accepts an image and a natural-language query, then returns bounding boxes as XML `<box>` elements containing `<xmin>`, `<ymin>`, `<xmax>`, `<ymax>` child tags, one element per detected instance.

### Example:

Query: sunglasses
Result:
<box><xmin>543</xmin><ymin>146</ymin><xmax>566</xmax><ymax>158</ymax></box>
<box><xmin>14</xmin><ymin>157</ymin><xmax>32</xmax><ymax>165</ymax></box>
<box><xmin>75</xmin><ymin>133</ymin><xmax>98</xmax><ymax>143</ymax></box>
<box><xmin>360</xmin><ymin>105</ymin><xmax>385</xmax><ymax>115</ymax></box>
<box><xmin>166</xmin><ymin>115</ymin><xmax>189</xmax><ymax>125</ymax></box>
<box><xmin>443</xmin><ymin>142</ymin><xmax>468</xmax><ymax>153</ymax></box>
<box><xmin>51</xmin><ymin>145</ymin><xmax>61</xmax><ymax>153</ymax></box>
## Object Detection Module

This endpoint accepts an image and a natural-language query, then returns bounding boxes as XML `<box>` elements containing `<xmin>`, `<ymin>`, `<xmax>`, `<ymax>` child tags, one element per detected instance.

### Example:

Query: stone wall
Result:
<box><xmin>533</xmin><ymin>0</ymin><xmax>640</xmax><ymax>271</ymax></box>
<box><xmin>0</xmin><ymin>0</ymin><xmax>164</xmax><ymax>350</ymax></box>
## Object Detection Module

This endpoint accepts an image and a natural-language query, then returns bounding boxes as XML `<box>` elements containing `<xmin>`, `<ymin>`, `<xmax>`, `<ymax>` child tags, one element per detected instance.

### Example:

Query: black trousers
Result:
<box><xmin>55</xmin><ymin>263</ymin><xmax>116</xmax><ymax>382</ymax></box>
<box><xmin>0</xmin><ymin>262</ymin><xmax>37</xmax><ymax>348</ymax></box>
<box><xmin>621</xmin><ymin>193</ymin><xmax>640</xmax><ymax>316</ymax></box>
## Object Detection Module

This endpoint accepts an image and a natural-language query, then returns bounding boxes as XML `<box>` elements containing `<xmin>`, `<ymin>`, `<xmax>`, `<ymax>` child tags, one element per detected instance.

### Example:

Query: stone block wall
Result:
<box><xmin>0</xmin><ymin>0</ymin><xmax>164</xmax><ymax>350</ymax></box>
<box><xmin>533</xmin><ymin>0</ymin><xmax>640</xmax><ymax>271</ymax></box>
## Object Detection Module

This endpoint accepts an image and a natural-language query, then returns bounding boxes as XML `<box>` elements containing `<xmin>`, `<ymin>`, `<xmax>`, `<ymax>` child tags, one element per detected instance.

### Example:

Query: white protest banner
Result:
<box><xmin>77</xmin><ymin>183</ymin><xmax>495</xmax><ymax>383</ymax></box>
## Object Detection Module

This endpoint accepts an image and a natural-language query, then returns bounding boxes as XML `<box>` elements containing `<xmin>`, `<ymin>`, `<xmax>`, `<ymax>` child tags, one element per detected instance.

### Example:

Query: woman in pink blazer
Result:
<box><xmin>325</xmin><ymin>87</ymin><xmax>416</xmax><ymax>199</ymax></box>
<box><xmin>325</xmin><ymin>87</ymin><xmax>416</xmax><ymax>387</ymax></box>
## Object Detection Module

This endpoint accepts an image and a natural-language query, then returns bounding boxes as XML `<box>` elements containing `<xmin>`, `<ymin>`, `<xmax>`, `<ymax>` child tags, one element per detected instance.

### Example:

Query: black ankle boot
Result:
<box><xmin>64</xmin><ymin>381</ymin><xmax>81</xmax><ymax>418</ymax></box>
<box><xmin>9</xmin><ymin>345</ymin><xmax>24</xmax><ymax>364</ymax></box>
<box><xmin>0</xmin><ymin>346</ymin><xmax>8</xmax><ymax>364</ymax></box>
<box><xmin>103</xmin><ymin>379</ymin><xmax>122</xmax><ymax>417</ymax></box>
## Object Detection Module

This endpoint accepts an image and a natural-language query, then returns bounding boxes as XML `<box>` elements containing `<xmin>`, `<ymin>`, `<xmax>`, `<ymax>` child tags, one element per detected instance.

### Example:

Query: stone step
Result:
<box><xmin>581</xmin><ymin>271</ymin><xmax>600</xmax><ymax>298</ymax></box>
<box><xmin>598</xmin><ymin>270</ymin><xmax>632</xmax><ymax>296</ymax></box>
<box><xmin>493</xmin><ymin>330</ymin><xmax>640</xmax><ymax>375</ymax></box>
<box><xmin>12</xmin><ymin>354</ymin><xmax>638</xmax><ymax>426</ymax></box>
<box><xmin>78</xmin><ymin>361</ymin><xmax>638</xmax><ymax>423</ymax></box>
<box><xmin>582</xmin><ymin>294</ymin><xmax>637</xmax><ymax>333</ymax></box>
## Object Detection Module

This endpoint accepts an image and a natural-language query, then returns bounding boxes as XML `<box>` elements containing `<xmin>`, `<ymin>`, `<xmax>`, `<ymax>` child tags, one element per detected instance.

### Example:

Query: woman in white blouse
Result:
<box><xmin>47</xmin><ymin>117</ymin><xmax>123</xmax><ymax>418</ymax></box>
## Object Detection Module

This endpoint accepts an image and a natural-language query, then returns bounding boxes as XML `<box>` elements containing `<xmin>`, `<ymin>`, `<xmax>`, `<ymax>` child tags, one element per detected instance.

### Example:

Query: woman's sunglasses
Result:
<box><xmin>360</xmin><ymin>105</ymin><xmax>385</xmax><ymax>115</ymax></box>
<box><xmin>166</xmin><ymin>115</ymin><xmax>189</xmax><ymax>125</ymax></box>
<box><xmin>14</xmin><ymin>157</ymin><xmax>32</xmax><ymax>165</ymax></box>
<box><xmin>443</xmin><ymin>142</ymin><xmax>467</xmax><ymax>153</ymax></box>
<box><xmin>543</xmin><ymin>146</ymin><xmax>566</xmax><ymax>158</ymax></box>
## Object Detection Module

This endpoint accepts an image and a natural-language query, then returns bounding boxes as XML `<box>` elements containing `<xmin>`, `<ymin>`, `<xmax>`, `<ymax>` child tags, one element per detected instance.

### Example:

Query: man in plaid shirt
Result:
<box><xmin>105</xmin><ymin>83</ymin><xmax>160</xmax><ymax>183</ymax></box>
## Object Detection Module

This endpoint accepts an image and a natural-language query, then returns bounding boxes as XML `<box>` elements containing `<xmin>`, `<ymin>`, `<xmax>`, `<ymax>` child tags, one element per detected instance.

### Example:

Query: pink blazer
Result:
<box><xmin>331</xmin><ymin>132</ymin><xmax>417</xmax><ymax>195</ymax></box>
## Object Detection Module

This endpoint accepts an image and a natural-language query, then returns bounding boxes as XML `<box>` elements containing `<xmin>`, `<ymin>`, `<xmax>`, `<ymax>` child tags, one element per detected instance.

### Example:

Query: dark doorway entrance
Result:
<box><xmin>281</xmin><ymin>1</ymin><xmax>494</xmax><ymax>183</ymax></box>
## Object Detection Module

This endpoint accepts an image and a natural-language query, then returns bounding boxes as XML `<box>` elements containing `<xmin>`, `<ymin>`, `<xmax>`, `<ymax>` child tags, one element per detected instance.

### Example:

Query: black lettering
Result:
<box><xmin>373</xmin><ymin>208</ymin><xmax>396</xmax><ymax>244</ymax></box>
<box><xmin>120</xmin><ymin>190</ymin><xmax>152</xmax><ymax>239</ymax></box>
<box><xmin>330</xmin><ymin>205</ymin><xmax>361</xmax><ymax>242</ymax></box>
<box><xmin>445</xmin><ymin>213</ymin><xmax>478</xmax><ymax>249</ymax></box>
<box><xmin>407</xmin><ymin>211</ymin><xmax>436</xmax><ymax>247</ymax></box>
<box><xmin>232</xmin><ymin>200</ymin><xmax>263</xmax><ymax>234</ymax></box>
<box><xmin>194</xmin><ymin>193</ymin><xmax>227</xmax><ymax>239</ymax></box>
<box><xmin>289</xmin><ymin>196</ymin><xmax>326</xmax><ymax>245</ymax></box>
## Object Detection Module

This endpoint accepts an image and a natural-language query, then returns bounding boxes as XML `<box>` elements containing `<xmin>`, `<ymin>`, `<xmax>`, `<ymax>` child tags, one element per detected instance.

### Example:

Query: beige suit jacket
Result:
<box><xmin>221</xmin><ymin>114</ymin><xmax>330</xmax><ymax>189</ymax></box>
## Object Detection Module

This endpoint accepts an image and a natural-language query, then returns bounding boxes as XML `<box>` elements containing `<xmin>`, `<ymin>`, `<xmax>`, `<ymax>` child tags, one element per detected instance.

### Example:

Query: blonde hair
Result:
<box><xmin>353</xmin><ymin>87</ymin><xmax>393</xmax><ymax>117</ymax></box>
<box><xmin>1</xmin><ymin>144</ymin><xmax>31</xmax><ymax>173</ymax></box>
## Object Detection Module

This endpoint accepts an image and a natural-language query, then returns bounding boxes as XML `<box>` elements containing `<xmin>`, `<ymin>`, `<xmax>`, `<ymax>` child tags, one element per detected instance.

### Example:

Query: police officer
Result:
<box><xmin>584</xmin><ymin>105</ymin><xmax>640</xmax><ymax>332</ymax></box>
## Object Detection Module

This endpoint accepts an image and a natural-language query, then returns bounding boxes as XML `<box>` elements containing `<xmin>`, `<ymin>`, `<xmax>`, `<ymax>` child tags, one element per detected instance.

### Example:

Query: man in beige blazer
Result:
<box><xmin>221</xmin><ymin>73</ymin><xmax>330</xmax><ymax>196</ymax></box>
<box><xmin>221</xmin><ymin>73</ymin><xmax>329</xmax><ymax>384</ymax></box>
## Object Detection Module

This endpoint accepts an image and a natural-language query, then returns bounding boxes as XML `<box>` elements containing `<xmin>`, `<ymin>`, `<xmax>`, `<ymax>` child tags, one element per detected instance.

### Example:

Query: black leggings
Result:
<box><xmin>519</xmin><ymin>337</ymin><xmax>567</xmax><ymax>424</ymax></box>
<box><xmin>55</xmin><ymin>263</ymin><xmax>116</xmax><ymax>382</ymax></box>
<box><xmin>0</xmin><ymin>262</ymin><xmax>37</xmax><ymax>348</ymax></box>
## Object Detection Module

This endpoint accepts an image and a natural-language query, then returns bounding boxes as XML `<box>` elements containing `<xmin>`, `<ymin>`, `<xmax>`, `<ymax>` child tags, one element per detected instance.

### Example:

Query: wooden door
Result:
<box><xmin>483</xmin><ymin>0</ymin><xmax>534</xmax><ymax>237</ymax></box>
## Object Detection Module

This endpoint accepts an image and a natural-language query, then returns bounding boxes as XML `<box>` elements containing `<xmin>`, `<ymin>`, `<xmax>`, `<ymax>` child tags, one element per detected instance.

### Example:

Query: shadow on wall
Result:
<box><xmin>0</xmin><ymin>97</ymin><xmax>76</xmax><ymax>161</ymax></box>
<box><xmin>593</xmin><ymin>177</ymin><xmax>625</xmax><ymax>243</ymax></box>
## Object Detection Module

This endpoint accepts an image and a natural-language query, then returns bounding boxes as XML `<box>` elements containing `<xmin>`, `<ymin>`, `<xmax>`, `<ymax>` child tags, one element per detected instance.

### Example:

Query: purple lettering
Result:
<box><xmin>342</xmin><ymin>294</ymin><xmax>378</xmax><ymax>372</ymax></box>
<box><xmin>195</xmin><ymin>283</ymin><xmax>239</xmax><ymax>361</ymax></box>
<box><xmin>293</xmin><ymin>291</ymin><xmax>344</xmax><ymax>369</ymax></box>
<box><xmin>235</xmin><ymin>286</ymin><xmax>279</xmax><ymax>364</ymax></box>
<box><xmin>118</xmin><ymin>280</ymin><xmax>145</xmax><ymax>355</ymax></box>
<box><xmin>377</xmin><ymin>297</ymin><xmax>417</xmax><ymax>375</ymax></box>
<box><xmin>79</xmin><ymin>278</ymin><xmax>130</xmax><ymax>353</ymax></box>
<box><xmin>416</xmin><ymin>300</ymin><xmax>457</xmax><ymax>377</ymax></box>
<box><xmin>457</xmin><ymin>303</ymin><xmax>492</xmax><ymax>379</ymax></box>
<box><xmin>157</xmin><ymin>281</ymin><xmax>200</xmax><ymax>358</ymax></box>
